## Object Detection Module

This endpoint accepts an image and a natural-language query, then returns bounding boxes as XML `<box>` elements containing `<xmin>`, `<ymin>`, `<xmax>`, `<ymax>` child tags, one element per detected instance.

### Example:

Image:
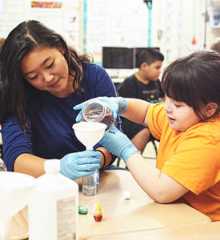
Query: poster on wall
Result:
<box><xmin>29</xmin><ymin>0</ymin><xmax>82</xmax><ymax>51</ymax></box>
<box><xmin>0</xmin><ymin>0</ymin><xmax>83</xmax><ymax>51</ymax></box>
<box><xmin>31</xmin><ymin>1</ymin><xmax>62</xmax><ymax>8</ymax></box>
<box><xmin>30</xmin><ymin>0</ymin><xmax>64</xmax><ymax>30</ymax></box>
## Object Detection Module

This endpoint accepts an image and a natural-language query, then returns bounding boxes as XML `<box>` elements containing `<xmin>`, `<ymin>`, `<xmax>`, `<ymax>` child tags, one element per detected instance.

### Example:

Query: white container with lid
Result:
<box><xmin>28</xmin><ymin>160</ymin><xmax>79</xmax><ymax>240</ymax></box>
<box><xmin>0</xmin><ymin>172</ymin><xmax>34</xmax><ymax>240</ymax></box>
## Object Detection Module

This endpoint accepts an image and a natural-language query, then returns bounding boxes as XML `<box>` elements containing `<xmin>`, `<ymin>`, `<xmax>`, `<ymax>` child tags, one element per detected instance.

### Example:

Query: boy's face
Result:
<box><xmin>164</xmin><ymin>96</ymin><xmax>200</xmax><ymax>132</ymax></box>
<box><xmin>141</xmin><ymin>60</ymin><xmax>163</xmax><ymax>81</ymax></box>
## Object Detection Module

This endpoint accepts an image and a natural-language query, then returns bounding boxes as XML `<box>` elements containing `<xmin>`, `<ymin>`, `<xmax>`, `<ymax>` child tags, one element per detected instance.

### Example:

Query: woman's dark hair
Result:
<box><xmin>0</xmin><ymin>20</ymin><xmax>89</xmax><ymax>128</ymax></box>
<box><xmin>161</xmin><ymin>50</ymin><xmax>220</xmax><ymax>120</ymax></box>
<box><xmin>0</xmin><ymin>38</ymin><xmax>5</xmax><ymax>49</ymax></box>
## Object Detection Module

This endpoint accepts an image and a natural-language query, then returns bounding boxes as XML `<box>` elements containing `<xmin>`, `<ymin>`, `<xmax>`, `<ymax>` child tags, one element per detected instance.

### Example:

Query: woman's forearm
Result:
<box><xmin>14</xmin><ymin>153</ymin><xmax>46</xmax><ymax>177</ymax></box>
<box><xmin>14</xmin><ymin>148</ymin><xmax>112</xmax><ymax>178</ymax></box>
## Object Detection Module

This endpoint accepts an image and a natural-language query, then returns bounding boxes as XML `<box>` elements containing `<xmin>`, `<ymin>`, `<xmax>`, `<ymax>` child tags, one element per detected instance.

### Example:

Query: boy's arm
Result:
<box><xmin>127</xmin><ymin>153</ymin><xmax>188</xmax><ymax>203</ymax></box>
<box><xmin>99</xmin><ymin>126</ymin><xmax>188</xmax><ymax>203</ymax></box>
<box><xmin>122</xmin><ymin>98</ymin><xmax>151</xmax><ymax>126</ymax></box>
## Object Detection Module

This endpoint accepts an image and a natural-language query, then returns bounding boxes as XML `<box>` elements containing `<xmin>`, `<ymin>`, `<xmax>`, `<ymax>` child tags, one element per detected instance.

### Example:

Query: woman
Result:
<box><xmin>0</xmin><ymin>20</ymin><xmax>117</xmax><ymax>179</ymax></box>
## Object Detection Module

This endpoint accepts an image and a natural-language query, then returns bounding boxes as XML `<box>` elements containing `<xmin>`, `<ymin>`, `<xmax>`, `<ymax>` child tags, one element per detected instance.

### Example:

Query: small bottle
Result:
<box><xmin>28</xmin><ymin>160</ymin><xmax>79</xmax><ymax>240</ymax></box>
<box><xmin>93</xmin><ymin>202</ymin><xmax>103</xmax><ymax>222</ymax></box>
<box><xmin>82</xmin><ymin>100</ymin><xmax>114</xmax><ymax>128</ymax></box>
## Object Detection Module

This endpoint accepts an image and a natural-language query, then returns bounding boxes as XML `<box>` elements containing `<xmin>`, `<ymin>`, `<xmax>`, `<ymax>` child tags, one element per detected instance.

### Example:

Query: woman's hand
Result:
<box><xmin>60</xmin><ymin>150</ymin><xmax>102</xmax><ymax>179</ymax></box>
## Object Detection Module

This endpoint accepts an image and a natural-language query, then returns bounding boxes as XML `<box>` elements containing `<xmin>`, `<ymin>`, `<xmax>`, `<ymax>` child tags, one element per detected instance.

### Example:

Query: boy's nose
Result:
<box><xmin>165</xmin><ymin>107</ymin><xmax>172</xmax><ymax>114</ymax></box>
<box><xmin>164</xmin><ymin>100</ymin><xmax>172</xmax><ymax>113</ymax></box>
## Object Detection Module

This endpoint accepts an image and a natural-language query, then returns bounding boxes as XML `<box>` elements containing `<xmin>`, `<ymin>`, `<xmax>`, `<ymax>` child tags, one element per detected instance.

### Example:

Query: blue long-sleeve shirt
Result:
<box><xmin>2</xmin><ymin>63</ymin><xmax>117</xmax><ymax>171</ymax></box>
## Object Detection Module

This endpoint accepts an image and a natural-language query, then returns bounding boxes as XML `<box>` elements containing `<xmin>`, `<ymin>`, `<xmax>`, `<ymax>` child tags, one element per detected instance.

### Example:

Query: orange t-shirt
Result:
<box><xmin>146</xmin><ymin>103</ymin><xmax>220</xmax><ymax>221</ymax></box>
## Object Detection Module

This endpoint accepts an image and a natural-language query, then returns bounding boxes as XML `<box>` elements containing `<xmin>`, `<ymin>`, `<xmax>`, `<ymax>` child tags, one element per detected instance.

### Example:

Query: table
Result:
<box><xmin>86</xmin><ymin>222</ymin><xmax>220</xmax><ymax>240</ymax></box>
<box><xmin>79</xmin><ymin>170</ymin><xmax>210</xmax><ymax>240</ymax></box>
<box><xmin>9</xmin><ymin>169</ymin><xmax>211</xmax><ymax>240</ymax></box>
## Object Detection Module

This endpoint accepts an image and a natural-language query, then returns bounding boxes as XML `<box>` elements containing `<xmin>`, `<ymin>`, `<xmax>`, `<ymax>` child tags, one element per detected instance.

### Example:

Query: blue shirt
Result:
<box><xmin>2</xmin><ymin>63</ymin><xmax>117</xmax><ymax>171</ymax></box>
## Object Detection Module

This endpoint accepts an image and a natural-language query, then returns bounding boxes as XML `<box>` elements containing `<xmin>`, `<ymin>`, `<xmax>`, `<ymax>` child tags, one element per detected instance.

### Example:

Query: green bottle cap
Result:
<box><xmin>78</xmin><ymin>206</ymin><xmax>88</xmax><ymax>215</ymax></box>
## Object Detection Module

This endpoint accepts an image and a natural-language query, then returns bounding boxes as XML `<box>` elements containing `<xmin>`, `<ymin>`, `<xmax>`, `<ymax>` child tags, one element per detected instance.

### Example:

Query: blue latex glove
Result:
<box><xmin>73</xmin><ymin>97</ymin><xmax>128</xmax><ymax>122</ymax></box>
<box><xmin>60</xmin><ymin>150</ymin><xmax>102</xmax><ymax>180</ymax></box>
<box><xmin>99</xmin><ymin>126</ymin><xmax>139</xmax><ymax>162</ymax></box>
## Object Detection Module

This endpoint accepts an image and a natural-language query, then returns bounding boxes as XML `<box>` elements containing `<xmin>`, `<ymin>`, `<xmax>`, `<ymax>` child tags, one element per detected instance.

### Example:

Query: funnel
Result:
<box><xmin>0</xmin><ymin>172</ymin><xmax>34</xmax><ymax>239</ymax></box>
<box><xmin>72</xmin><ymin>122</ymin><xmax>107</xmax><ymax>150</ymax></box>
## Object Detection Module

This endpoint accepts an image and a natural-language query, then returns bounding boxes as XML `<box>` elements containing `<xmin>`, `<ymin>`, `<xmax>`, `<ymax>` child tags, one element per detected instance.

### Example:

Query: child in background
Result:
<box><xmin>118</xmin><ymin>48</ymin><xmax>164</xmax><ymax>152</ymax></box>
<box><xmin>75</xmin><ymin>50</ymin><xmax>220</xmax><ymax>221</ymax></box>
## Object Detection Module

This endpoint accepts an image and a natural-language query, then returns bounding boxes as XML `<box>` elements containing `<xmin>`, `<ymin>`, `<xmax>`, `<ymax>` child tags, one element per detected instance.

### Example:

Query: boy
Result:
<box><xmin>118</xmin><ymin>48</ymin><xmax>164</xmax><ymax>152</ymax></box>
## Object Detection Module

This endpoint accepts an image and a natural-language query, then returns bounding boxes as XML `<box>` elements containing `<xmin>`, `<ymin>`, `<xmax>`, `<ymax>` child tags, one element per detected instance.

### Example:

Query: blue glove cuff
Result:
<box><xmin>121</xmin><ymin>145</ymin><xmax>139</xmax><ymax>162</ymax></box>
<box><xmin>118</xmin><ymin>97</ymin><xmax>128</xmax><ymax>114</ymax></box>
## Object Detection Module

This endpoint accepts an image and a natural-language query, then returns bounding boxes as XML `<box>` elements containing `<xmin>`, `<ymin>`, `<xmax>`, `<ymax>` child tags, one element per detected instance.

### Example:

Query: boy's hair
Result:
<box><xmin>162</xmin><ymin>50</ymin><xmax>220</xmax><ymax>120</ymax></box>
<box><xmin>136</xmin><ymin>48</ymin><xmax>164</xmax><ymax>68</ymax></box>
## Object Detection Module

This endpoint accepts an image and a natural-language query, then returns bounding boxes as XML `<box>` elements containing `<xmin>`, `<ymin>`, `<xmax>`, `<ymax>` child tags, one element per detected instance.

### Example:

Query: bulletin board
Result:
<box><xmin>0</xmin><ymin>0</ymin><xmax>82</xmax><ymax>51</ymax></box>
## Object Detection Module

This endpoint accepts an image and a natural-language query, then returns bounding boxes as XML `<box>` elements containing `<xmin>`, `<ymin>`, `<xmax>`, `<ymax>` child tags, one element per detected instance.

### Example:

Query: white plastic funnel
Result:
<box><xmin>0</xmin><ymin>172</ymin><xmax>35</xmax><ymax>239</ymax></box>
<box><xmin>73</xmin><ymin>122</ymin><xmax>107</xmax><ymax>150</ymax></box>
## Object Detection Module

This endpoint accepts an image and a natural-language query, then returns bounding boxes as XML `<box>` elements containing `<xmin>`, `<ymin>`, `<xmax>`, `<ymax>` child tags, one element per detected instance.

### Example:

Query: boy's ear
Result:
<box><xmin>140</xmin><ymin>62</ymin><xmax>149</xmax><ymax>69</ymax></box>
<box><xmin>205</xmin><ymin>102</ymin><xmax>218</xmax><ymax>118</ymax></box>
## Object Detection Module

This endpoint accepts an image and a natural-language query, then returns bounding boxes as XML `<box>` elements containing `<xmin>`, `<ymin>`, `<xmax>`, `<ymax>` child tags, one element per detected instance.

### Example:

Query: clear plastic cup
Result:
<box><xmin>82</xmin><ymin>171</ymin><xmax>99</xmax><ymax>196</ymax></box>
<box><xmin>82</xmin><ymin>101</ymin><xmax>114</xmax><ymax>128</ymax></box>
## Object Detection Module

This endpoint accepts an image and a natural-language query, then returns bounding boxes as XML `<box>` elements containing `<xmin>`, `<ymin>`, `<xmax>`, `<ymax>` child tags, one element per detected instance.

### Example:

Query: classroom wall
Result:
<box><xmin>0</xmin><ymin>0</ymin><xmax>82</xmax><ymax>51</ymax></box>
<box><xmin>0</xmin><ymin>0</ymin><xmax>220</xmax><ymax>66</ymax></box>
<box><xmin>85</xmin><ymin>0</ymin><xmax>149</xmax><ymax>64</ymax></box>
<box><xmin>85</xmin><ymin>0</ymin><xmax>220</xmax><ymax>65</ymax></box>
<box><xmin>153</xmin><ymin>0</ymin><xmax>207</xmax><ymax>64</ymax></box>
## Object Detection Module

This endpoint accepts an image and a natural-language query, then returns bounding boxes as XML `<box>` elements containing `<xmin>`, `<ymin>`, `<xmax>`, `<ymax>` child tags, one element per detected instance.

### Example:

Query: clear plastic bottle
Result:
<box><xmin>81</xmin><ymin>170</ymin><xmax>99</xmax><ymax>196</ymax></box>
<box><xmin>28</xmin><ymin>160</ymin><xmax>79</xmax><ymax>240</ymax></box>
<box><xmin>82</xmin><ymin>101</ymin><xmax>114</xmax><ymax>128</ymax></box>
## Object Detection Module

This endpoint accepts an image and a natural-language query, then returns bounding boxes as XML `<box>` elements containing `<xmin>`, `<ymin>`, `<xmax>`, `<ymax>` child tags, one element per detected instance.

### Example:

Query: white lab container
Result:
<box><xmin>0</xmin><ymin>172</ymin><xmax>34</xmax><ymax>240</ymax></box>
<box><xmin>28</xmin><ymin>160</ymin><xmax>79</xmax><ymax>240</ymax></box>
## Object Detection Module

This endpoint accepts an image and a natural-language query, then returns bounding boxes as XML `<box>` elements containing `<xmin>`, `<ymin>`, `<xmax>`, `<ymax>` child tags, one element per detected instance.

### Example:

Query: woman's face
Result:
<box><xmin>164</xmin><ymin>96</ymin><xmax>200</xmax><ymax>132</ymax></box>
<box><xmin>21</xmin><ymin>47</ymin><xmax>73</xmax><ymax>97</ymax></box>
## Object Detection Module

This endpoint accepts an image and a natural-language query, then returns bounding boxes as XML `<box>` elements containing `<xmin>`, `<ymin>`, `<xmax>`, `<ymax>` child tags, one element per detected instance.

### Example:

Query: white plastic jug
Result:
<box><xmin>28</xmin><ymin>160</ymin><xmax>79</xmax><ymax>240</ymax></box>
<box><xmin>0</xmin><ymin>172</ymin><xmax>34</xmax><ymax>240</ymax></box>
